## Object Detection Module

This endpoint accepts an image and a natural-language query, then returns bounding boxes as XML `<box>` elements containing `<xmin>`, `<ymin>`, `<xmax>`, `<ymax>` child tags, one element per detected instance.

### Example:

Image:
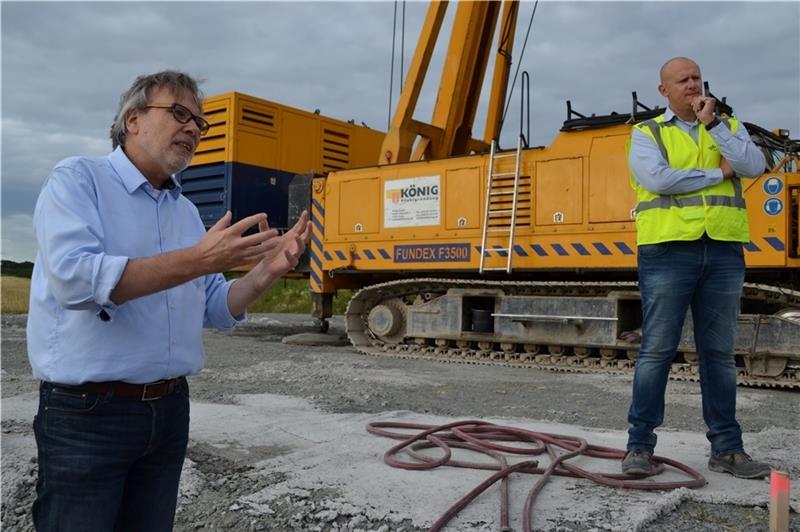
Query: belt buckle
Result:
<box><xmin>141</xmin><ymin>380</ymin><xmax>166</xmax><ymax>401</ymax></box>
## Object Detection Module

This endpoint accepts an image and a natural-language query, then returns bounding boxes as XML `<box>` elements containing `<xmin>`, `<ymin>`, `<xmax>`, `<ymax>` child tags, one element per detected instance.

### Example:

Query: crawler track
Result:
<box><xmin>345</xmin><ymin>278</ymin><xmax>800</xmax><ymax>389</ymax></box>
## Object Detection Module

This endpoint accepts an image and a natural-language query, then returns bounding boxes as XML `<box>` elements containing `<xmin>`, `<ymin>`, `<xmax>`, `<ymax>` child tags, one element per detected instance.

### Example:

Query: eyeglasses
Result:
<box><xmin>143</xmin><ymin>103</ymin><xmax>210</xmax><ymax>135</ymax></box>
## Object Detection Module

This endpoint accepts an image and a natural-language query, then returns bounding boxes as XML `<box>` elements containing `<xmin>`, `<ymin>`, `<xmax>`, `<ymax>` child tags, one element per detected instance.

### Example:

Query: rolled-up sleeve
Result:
<box><xmin>34</xmin><ymin>165</ymin><xmax>128</xmax><ymax>317</ymax></box>
<box><xmin>203</xmin><ymin>274</ymin><xmax>244</xmax><ymax>330</ymax></box>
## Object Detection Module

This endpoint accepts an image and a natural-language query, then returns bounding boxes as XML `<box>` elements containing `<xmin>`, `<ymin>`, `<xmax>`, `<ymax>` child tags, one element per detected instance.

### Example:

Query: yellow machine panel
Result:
<box><xmin>588</xmin><ymin>135</ymin><xmax>637</xmax><ymax>223</ymax></box>
<box><xmin>339</xmin><ymin>178</ymin><xmax>381</xmax><ymax>235</ymax></box>
<box><xmin>190</xmin><ymin>92</ymin><xmax>385</xmax><ymax>172</ymax></box>
<box><xmin>534</xmin><ymin>158</ymin><xmax>583</xmax><ymax>226</ymax></box>
<box><xmin>444</xmin><ymin>167</ymin><xmax>482</xmax><ymax>230</ymax></box>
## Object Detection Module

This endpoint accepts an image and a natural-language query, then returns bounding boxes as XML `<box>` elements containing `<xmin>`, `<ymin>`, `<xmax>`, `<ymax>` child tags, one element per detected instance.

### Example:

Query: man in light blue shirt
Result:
<box><xmin>28</xmin><ymin>70</ymin><xmax>311</xmax><ymax>531</ymax></box>
<box><xmin>622</xmin><ymin>57</ymin><xmax>769</xmax><ymax>481</ymax></box>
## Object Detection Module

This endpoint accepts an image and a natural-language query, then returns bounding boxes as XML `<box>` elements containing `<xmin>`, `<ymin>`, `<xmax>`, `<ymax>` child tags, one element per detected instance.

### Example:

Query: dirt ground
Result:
<box><xmin>2</xmin><ymin>313</ymin><xmax>798</xmax><ymax>531</ymax></box>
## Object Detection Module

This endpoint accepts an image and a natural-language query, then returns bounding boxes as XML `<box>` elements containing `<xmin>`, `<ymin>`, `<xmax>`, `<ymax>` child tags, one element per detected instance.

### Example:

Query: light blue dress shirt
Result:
<box><xmin>27</xmin><ymin>147</ymin><xmax>242</xmax><ymax>385</ymax></box>
<box><xmin>629</xmin><ymin>107</ymin><xmax>766</xmax><ymax>195</ymax></box>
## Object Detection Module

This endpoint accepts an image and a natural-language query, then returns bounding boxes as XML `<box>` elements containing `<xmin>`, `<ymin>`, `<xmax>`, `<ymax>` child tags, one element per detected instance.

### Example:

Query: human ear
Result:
<box><xmin>125</xmin><ymin>109</ymin><xmax>140</xmax><ymax>135</ymax></box>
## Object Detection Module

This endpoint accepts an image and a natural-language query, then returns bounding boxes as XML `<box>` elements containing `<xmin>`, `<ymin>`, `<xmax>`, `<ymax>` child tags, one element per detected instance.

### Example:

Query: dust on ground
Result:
<box><xmin>2</xmin><ymin>313</ymin><xmax>798</xmax><ymax>531</ymax></box>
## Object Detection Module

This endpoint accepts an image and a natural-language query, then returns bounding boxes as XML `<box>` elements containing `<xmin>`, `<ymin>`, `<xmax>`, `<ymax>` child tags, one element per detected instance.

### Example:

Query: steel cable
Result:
<box><xmin>367</xmin><ymin>420</ymin><xmax>706</xmax><ymax>532</ymax></box>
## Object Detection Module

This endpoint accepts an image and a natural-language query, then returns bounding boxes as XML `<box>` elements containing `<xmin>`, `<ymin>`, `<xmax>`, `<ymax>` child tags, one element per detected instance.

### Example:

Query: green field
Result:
<box><xmin>1</xmin><ymin>276</ymin><xmax>31</xmax><ymax>314</ymax></box>
<box><xmin>0</xmin><ymin>275</ymin><xmax>351</xmax><ymax>315</ymax></box>
<box><xmin>230</xmin><ymin>276</ymin><xmax>353</xmax><ymax>315</ymax></box>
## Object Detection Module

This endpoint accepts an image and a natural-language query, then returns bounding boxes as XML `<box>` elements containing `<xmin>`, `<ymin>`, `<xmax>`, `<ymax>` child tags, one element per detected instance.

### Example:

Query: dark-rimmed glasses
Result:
<box><xmin>143</xmin><ymin>103</ymin><xmax>210</xmax><ymax>135</ymax></box>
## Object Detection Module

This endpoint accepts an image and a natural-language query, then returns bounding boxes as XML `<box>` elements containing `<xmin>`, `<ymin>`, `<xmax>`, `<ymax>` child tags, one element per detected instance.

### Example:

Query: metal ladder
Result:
<box><xmin>479</xmin><ymin>136</ymin><xmax>523</xmax><ymax>274</ymax></box>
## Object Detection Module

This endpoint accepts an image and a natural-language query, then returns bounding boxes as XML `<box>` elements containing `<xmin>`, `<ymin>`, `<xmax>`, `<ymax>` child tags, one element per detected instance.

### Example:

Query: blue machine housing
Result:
<box><xmin>177</xmin><ymin>162</ymin><xmax>295</xmax><ymax>231</ymax></box>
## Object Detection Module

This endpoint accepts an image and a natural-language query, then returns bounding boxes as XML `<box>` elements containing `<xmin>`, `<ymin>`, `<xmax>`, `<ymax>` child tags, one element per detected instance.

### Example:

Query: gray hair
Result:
<box><xmin>110</xmin><ymin>70</ymin><xmax>204</xmax><ymax>149</ymax></box>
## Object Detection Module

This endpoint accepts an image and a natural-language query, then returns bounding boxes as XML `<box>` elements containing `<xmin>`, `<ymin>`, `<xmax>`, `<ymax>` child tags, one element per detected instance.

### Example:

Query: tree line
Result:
<box><xmin>1</xmin><ymin>260</ymin><xmax>34</xmax><ymax>278</ymax></box>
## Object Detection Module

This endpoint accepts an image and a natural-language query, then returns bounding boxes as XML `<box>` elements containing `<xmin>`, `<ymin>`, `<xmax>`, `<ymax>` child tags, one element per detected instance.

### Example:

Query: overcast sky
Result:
<box><xmin>2</xmin><ymin>1</ymin><xmax>798</xmax><ymax>262</ymax></box>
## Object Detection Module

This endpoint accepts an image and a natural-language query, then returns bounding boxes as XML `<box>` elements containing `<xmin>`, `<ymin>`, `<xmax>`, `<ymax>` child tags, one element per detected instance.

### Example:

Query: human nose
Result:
<box><xmin>182</xmin><ymin>119</ymin><xmax>201</xmax><ymax>139</ymax></box>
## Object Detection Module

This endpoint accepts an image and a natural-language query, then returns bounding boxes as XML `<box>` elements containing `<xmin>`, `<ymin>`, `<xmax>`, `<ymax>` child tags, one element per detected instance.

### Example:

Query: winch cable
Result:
<box><xmin>387</xmin><ymin>0</ymin><xmax>399</xmax><ymax>130</ymax></box>
<box><xmin>367</xmin><ymin>420</ymin><xmax>706</xmax><ymax>532</ymax></box>
<box><xmin>498</xmin><ymin>0</ymin><xmax>539</xmax><ymax>139</ymax></box>
<box><xmin>387</xmin><ymin>0</ymin><xmax>407</xmax><ymax>130</ymax></box>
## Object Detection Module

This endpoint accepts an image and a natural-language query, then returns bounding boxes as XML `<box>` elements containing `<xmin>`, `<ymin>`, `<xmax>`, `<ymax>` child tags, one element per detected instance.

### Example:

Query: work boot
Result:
<box><xmin>708</xmin><ymin>452</ymin><xmax>771</xmax><ymax>479</ymax></box>
<box><xmin>622</xmin><ymin>448</ymin><xmax>653</xmax><ymax>476</ymax></box>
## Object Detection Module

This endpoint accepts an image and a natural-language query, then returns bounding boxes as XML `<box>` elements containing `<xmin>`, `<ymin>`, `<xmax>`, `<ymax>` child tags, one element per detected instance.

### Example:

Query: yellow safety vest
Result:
<box><xmin>629</xmin><ymin>114</ymin><xmax>749</xmax><ymax>245</ymax></box>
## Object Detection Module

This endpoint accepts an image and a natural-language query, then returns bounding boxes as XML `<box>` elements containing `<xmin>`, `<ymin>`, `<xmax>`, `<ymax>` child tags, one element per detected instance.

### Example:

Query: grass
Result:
<box><xmin>240</xmin><ymin>277</ymin><xmax>353</xmax><ymax>314</ymax></box>
<box><xmin>1</xmin><ymin>276</ymin><xmax>31</xmax><ymax>314</ymax></box>
<box><xmin>0</xmin><ymin>275</ymin><xmax>352</xmax><ymax>315</ymax></box>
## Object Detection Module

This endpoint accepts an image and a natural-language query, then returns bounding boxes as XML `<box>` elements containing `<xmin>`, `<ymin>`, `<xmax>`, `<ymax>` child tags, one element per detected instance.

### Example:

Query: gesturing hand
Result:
<box><xmin>225</xmin><ymin>210</ymin><xmax>313</xmax><ymax>316</ymax></box>
<box><xmin>194</xmin><ymin>211</ymin><xmax>281</xmax><ymax>273</ymax></box>
<box><xmin>256</xmin><ymin>210</ymin><xmax>312</xmax><ymax>282</ymax></box>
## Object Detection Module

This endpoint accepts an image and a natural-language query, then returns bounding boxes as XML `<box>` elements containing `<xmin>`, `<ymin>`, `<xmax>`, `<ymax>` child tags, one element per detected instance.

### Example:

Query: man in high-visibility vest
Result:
<box><xmin>623</xmin><ymin>57</ymin><xmax>770</xmax><ymax>479</ymax></box>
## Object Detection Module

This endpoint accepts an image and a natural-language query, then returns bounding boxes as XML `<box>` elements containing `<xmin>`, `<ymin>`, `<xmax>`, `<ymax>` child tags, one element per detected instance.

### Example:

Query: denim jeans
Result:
<box><xmin>32</xmin><ymin>379</ymin><xmax>190</xmax><ymax>532</ymax></box>
<box><xmin>627</xmin><ymin>235</ymin><xmax>745</xmax><ymax>456</ymax></box>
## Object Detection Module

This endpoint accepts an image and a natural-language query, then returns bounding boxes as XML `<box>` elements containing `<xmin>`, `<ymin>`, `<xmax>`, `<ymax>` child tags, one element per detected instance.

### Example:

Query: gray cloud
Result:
<box><xmin>2</xmin><ymin>1</ymin><xmax>798</xmax><ymax>262</ymax></box>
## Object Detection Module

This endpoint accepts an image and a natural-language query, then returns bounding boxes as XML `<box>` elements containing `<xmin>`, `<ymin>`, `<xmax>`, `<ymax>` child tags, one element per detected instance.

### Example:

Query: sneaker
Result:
<box><xmin>622</xmin><ymin>448</ymin><xmax>654</xmax><ymax>476</ymax></box>
<box><xmin>708</xmin><ymin>452</ymin><xmax>771</xmax><ymax>479</ymax></box>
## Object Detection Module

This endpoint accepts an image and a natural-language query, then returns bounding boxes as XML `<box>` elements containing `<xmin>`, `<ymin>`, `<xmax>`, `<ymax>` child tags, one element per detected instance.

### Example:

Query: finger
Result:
<box><xmin>286</xmin><ymin>248</ymin><xmax>300</xmax><ymax>268</ymax></box>
<box><xmin>289</xmin><ymin>215</ymin><xmax>312</xmax><ymax>243</ymax></box>
<box><xmin>243</xmin><ymin>241</ymin><xmax>280</xmax><ymax>262</ymax></box>
<box><xmin>209</xmin><ymin>210</ymin><xmax>233</xmax><ymax>232</ymax></box>
<box><xmin>228</xmin><ymin>213</ymin><xmax>268</xmax><ymax>235</ymax></box>
<box><xmin>247</xmin><ymin>240</ymin><xmax>281</xmax><ymax>261</ymax></box>
<box><xmin>300</xmin><ymin>219</ymin><xmax>312</xmax><ymax>243</ymax></box>
<box><xmin>693</xmin><ymin>98</ymin><xmax>705</xmax><ymax>113</ymax></box>
<box><xmin>288</xmin><ymin>212</ymin><xmax>310</xmax><ymax>237</ymax></box>
<box><xmin>242</xmin><ymin>249</ymin><xmax>271</xmax><ymax>265</ymax></box>
<box><xmin>289</xmin><ymin>237</ymin><xmax>306</xmax><ymax>259</ymax></box>
<box><xmin>240</xmin><ymin>228</ymin><xmax>280</xmax><ymax>248</ymax></box>
<box><xmin>288</xmin><ymin>211</ymin><xmax>309</xmax><ymax>235</ymax></box>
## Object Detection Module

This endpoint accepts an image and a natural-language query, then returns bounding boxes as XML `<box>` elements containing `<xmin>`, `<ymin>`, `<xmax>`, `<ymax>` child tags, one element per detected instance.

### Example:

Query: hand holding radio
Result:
<box><xmin>692</xmin><ymin>95</ymin><xmax>717</xmax><ymax>125</ymax></box>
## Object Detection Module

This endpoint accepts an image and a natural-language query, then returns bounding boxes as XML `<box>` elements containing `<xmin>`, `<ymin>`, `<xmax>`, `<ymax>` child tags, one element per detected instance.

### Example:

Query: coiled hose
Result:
<box><xmin>367</xmin><ymin>420</ymin><xmax>706</xmax><ymax>532</ymax></box>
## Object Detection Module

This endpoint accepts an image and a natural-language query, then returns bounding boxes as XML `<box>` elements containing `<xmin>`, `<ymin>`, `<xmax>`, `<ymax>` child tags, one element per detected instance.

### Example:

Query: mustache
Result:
<box><xmin>173</xmin><ymin>136</ymin><xmax>197</xmax><ymax>150</ymax></box>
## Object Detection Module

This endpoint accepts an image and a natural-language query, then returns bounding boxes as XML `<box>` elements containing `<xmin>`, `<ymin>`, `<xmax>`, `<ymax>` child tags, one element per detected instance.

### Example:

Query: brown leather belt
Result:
<box><xmin>51</xmin><ymin>377</ymin><xmax>186</xmax><ymax>401</ymax></box>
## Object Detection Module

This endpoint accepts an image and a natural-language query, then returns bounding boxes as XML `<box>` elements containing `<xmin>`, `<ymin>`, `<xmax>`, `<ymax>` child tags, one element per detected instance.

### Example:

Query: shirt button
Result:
<box><xmin>172</xmin><ymin>339</ymin><xmax>177</xmax><ymax>345</ymax></box>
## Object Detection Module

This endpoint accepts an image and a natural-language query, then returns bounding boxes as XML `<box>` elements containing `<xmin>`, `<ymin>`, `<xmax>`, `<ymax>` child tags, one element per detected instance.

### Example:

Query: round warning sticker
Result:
<box><xmin>763</xmin><ymin>176</ymin><xmax>783</xmax><ymax>196</ymax></box>
<box><xmin>763</xmin><ymin>198</ymin><xmax>783</xmax><ymax>216</ymax></box>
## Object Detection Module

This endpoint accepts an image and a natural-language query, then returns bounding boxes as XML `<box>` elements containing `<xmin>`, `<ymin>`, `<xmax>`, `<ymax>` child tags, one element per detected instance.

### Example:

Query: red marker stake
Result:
<box><xmin>769</xmin><ymin>470</ymin><xmax>790</xmax><ymax>532</ymax></box>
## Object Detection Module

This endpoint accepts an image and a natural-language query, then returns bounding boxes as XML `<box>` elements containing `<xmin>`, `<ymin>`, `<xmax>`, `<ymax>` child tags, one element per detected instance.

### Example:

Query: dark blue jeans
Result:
<box><xmin>627</xmin><ymin>236</ymin><xmax>744</xmax><ymax>456</ymax></box>
<box><xmin>32</xmin><ymin>380</ymin><xmax>190</xmax><ymax>531</ymax></box>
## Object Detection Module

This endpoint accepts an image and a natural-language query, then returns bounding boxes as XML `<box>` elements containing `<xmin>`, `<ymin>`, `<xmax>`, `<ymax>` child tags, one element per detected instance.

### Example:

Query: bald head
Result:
<box><xmin>659</xmin><ymin>57</ymin><xmax>700</xmax><ymax>84</ymax></box>
<box><xmin>657</xmin><ymin>57</ymin><xmax>704</xmax><ymax>121</ymax></box>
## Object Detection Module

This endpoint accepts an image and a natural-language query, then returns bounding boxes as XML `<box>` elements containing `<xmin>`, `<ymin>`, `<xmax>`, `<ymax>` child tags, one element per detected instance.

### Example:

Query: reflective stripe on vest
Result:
<box><xmin>636</xmin><ymin>176</ymin><xmax>745</xmax><ymax>212</ymax></box>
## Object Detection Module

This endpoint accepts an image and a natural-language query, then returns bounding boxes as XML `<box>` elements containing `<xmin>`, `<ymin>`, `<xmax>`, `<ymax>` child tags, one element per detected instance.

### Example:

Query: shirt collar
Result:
<box><xmin>663</xmin><ymin>107</ymin><xmax>699</xmax><ymax>128</ymax></box>
<box><xmin>108</xmin><ymin>146</ymin><xmax>182</xmax><ymax>198</ymax></box>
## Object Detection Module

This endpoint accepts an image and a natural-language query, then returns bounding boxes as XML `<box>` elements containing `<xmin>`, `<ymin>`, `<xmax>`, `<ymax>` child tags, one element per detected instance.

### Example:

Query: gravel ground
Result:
<box><xmin>2</xmin><ymin>313</ymin><xmax>798</xmax><ymax>531</ymax></box>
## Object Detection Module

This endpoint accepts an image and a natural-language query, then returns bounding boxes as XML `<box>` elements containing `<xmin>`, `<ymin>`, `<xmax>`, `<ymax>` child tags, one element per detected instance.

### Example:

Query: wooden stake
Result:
<box><xmin>769</xmin><ymin>470</ymin><xmax>790</xmax><ymax>532</ymax></box>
